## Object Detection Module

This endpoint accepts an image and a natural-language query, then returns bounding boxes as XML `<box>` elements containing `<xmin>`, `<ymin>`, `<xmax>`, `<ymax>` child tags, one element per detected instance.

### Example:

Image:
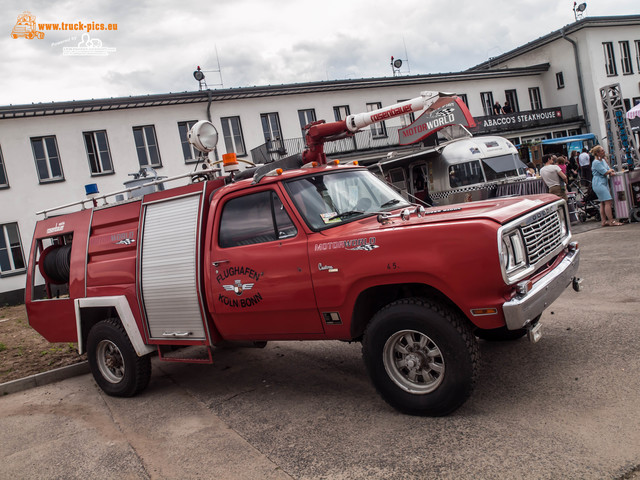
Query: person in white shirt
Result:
<box><xmin>578</xmin><ymin>148</ymin><xmax>591</xmax><ymax>182</ymax></box>
<box><xmin>540</xmin><ymin>154</ymin><xmax>568</xmax><ymax>201</ymax></box>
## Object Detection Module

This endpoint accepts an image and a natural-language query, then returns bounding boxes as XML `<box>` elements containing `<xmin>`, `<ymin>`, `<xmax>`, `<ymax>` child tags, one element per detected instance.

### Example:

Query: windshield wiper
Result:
<box><xmin>380</xmin><ymin>199</ymin><xmax>402</xmax><ymax>208</ymax></box>
<box><xmin>335</xmin><ymin>210</ymin><xmax>365</xmax><ymax>220</ymax></box>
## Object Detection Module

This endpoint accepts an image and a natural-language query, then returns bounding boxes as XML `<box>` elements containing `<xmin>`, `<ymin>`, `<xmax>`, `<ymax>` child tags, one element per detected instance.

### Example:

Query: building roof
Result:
<box><xmin>468</xmin><ymin>15</ymin><xmax>640</xmax><ymax>71</ymax></box>
<box><xmin>0</xmin><ymin>64</ymin><xmax>550</xmax><ymax>120</ymax></box>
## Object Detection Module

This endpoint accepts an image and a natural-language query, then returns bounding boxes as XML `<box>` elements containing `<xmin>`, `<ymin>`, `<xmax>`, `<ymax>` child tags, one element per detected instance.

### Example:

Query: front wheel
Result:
<box><xmin>362</xmin><ymin>298</ymin><xmax>479</xmax><ymax>416</ymax></box>
<box><xmin>87</xmin><ymin>319</ymin><xmax>152</xmax><ymax>397</ymax></box>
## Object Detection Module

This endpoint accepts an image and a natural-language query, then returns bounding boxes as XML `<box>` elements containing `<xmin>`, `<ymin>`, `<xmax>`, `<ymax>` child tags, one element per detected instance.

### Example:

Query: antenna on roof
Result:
<box><xmin>390</xmin><ymin>38</ymin><xmax>411</xmax><ymax>77</ymax></box>
<box><xmin>193</xmin><ymin>66</ymin><xmax>208</xmax><ymax>90</ymax></box>
<box><xmin>191</xmin><ymin>46</ymin><xmax>224</xmax><ymax>90</ymax></box>
<box><xmin>573</xmin><ymin>2</ymin><xmax>587</xmax><ymax>21</ymax></box>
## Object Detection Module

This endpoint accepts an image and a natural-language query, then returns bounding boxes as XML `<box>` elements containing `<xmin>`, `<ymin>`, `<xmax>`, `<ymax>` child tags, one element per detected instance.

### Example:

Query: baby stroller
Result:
<box><xmin>570</xmin><ymin>179</ymin><xmax>600</xmax><ymax>222</ymax></box>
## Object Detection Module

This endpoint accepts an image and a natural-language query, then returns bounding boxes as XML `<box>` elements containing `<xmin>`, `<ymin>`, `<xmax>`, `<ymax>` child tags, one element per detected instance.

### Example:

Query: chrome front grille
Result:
<box><xmin>521</xmin><ymin>211</ymin><xmax>562</xmax><ymax>264</ymax></box>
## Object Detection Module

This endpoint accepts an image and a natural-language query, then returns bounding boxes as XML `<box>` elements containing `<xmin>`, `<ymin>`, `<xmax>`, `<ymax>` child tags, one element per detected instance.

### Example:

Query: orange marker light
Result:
<box><xmin>222</xmin><ymin>153</ymin><xmax>238</xmax><ymax>166</ymax></box>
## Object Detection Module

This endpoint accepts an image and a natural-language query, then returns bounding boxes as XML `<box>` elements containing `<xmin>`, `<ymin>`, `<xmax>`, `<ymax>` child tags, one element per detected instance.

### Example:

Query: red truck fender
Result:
<box><xmin>74</xmin><ymin>296</ymin><xmax>155</xmax><ymax>357</ymax></box>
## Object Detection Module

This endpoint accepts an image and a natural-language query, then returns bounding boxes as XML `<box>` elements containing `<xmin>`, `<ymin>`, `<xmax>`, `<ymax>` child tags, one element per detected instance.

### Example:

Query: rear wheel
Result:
<box><xmin>87</xmin><ymin>319</ymin><xmax>151</xmax><ymax>397</ymax></box>
<box><xmin>362</xmin><ymin>298</ymin><xmax>479</xmax><ymax>416</ymax></box>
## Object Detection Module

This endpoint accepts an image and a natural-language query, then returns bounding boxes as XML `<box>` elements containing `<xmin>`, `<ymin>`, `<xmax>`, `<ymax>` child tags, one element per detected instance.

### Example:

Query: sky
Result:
<box><xmin>1</xmin><ymin>0</ymin><xmax>637</xmax><ymax>106</ymax></box>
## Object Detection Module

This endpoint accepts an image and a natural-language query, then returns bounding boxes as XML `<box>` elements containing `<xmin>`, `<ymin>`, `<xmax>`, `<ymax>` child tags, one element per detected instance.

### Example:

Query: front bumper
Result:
<box><xmin>502</xmin><ymin>246</ymin><xmax>580</xmax><ymax>330</ymax></box>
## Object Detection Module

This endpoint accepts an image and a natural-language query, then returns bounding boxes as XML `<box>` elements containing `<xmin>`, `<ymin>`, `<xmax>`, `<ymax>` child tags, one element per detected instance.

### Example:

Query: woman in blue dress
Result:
<box><xmin>590</xmin><ymin>145</ymin><xmax>622</xmax><ymax>226</ymax></box>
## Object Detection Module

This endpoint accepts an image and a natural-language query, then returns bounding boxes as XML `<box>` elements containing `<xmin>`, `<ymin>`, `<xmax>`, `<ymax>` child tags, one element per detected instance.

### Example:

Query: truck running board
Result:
<box><xmin>157</xmin><ymin>345</ymin><xmax>214</xmax><ymax>364</ymax></box>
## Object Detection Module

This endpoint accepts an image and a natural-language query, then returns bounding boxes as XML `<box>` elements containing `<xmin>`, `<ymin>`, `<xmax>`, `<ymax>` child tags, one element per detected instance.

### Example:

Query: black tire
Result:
<box><xmin>362</xmin><ymin>298</ymin><xmax>479</xmax><ymax>416</ymax></box>
<box><xmin>87</xmin><ymin>318</ymin><xmax>152</xmax><ymax>397</ymax></box>
<box><xmin>476</xmin><ymin>326</ymin><xmax>527</xmax><ymax>341</ymax></box>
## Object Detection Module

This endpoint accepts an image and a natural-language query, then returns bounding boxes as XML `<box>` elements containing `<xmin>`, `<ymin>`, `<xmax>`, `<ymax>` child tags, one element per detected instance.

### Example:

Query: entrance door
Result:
<box><xmin>208</xmin><ymin>187</ymin><xmax>322</xmax><ymax>339</ymax></box>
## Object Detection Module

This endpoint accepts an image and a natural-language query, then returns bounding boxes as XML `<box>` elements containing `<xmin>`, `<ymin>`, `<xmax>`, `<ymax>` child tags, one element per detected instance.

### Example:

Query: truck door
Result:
<box><xmin>208</xmin><ymin>187</ymin><xmax>323</xmax><ymax>339</ymax></box>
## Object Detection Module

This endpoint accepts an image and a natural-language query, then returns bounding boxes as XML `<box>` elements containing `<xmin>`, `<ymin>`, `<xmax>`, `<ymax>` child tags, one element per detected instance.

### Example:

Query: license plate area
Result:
<box><xmin>527</xmin><ymin>322</ymin><xmax>542</xmax><ymax>343</ymax></box>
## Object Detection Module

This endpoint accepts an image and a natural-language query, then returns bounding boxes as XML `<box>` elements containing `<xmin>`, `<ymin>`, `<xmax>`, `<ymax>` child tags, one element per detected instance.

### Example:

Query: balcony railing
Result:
<box><xmin>249</xmin><ymin>105</ymin><xmax>583</xmax><ymax>164</ymax></box>
<box><xmin>249</xmin><ymin>126</ymin><xmax>406</xmax><ymax>164</ymax></box>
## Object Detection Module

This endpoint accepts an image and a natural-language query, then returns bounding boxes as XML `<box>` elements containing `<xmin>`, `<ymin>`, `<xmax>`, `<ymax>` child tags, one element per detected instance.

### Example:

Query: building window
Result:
<box><xmin>31</xmin><ymin>136</ymin><xmax>64</xmax><ymax>182</ymax></box>
<box><xmin>480</xmin><ymin>92</ymin><xmax>494</xmax><ymax>116</ymax></box>
<box><xmin>298</xmin><ymin>109</ymin><xmax>316</xmax><ymax>132</ymax></box>
<box><xmin>0</xmin><ymin>146</ymin><xmax>8</xmax><ymax>188</ymax></box>
<box><xmin>177</xmin><ymin>121</ymin><xmax>198</xmax><ymax>163</ymax></box>
<box><xmin>333</xmin><ymin>105</ymin><xmax>351</xmax><ymax>121</ymax></box>
<box><xmin>620</xmin><ymin>41</ymin><xmax>633</xmax><ymax>75</ymax></box>
<box><xmin>260</xmin><ymin>113</ymin><xmax>283</xmax><ymax>153</ymax></box>
<box><xmin>603</xmin><ymin>42</ymin><xmax>617</xmax><ymax>76</ymax></box>
<box><xmin>0</xmin><ymin>223</ymin><xmax>25</xmax><ymax>276</ymax></box>
<box><xmin>556</xmin><ymin>72</ymin><xmax>565</xmax><ymax>89</ymax></box>
<box><xmin>366</xmin><ymin>102</ymin><xmax>387</xmax><ymax>138</ymax></box>
<box><xmin>397</xmin><ymin>100</ymin><xmax>415</xmax><ymax>127</ymax></box>
<box><xmin>505</xmin><ymin>90</ymin><xmax>519</xmax><ymax>113</ymax></box>
<box><xmin>83</xmin><ymin>130</ymin><xmax>113</xmax><ymax>175</ymax></box>
<box><xmin>220</xmin><ymin>116</ymin><xmax>247</xmax><ymax>156</ymax></box>
<box><xmin>457</xmin><ymin>94</ymin><xmax>468</xmax><ymax>107</ymax></box>
<box><xmin>132</xmin><ymin>125</ymin><xmax>161</xmax><ymax>168</ymax></box>
<box><xmin>528</xmin><ymin>87</ymin><xmax>543</xmax><ymax>110</ymax></box>
<box><xmin>635</xmin><ymin>40</ymin><xmax>640</xmax><ymax>73</ymax></box>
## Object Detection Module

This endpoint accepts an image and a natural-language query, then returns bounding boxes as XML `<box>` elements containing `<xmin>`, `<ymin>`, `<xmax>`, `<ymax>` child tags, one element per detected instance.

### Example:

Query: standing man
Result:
<box><xmin>540</xmin><ymin>154</ymin><xmax>568</xmax><ymax>201</ymax></box>
<box><xmin>578</xmin><ymin>147</ymin><xmax>591</xmax><ymax>183</ymax></box>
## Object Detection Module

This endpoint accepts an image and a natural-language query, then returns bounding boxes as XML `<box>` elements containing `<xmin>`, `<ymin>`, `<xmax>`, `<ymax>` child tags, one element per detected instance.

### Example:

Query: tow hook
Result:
<box><xmin>572</xmin><ymin>277</ymin><xmax>583</xmax><ymax>292</ymax></box>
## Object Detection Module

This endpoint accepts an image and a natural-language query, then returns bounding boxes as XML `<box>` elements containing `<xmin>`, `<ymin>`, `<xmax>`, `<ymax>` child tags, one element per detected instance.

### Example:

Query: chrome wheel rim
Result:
<box><xmin>96</xmin><ymin>339</ymin><xmax>125</xmax><ymax>384</ymax></box>
<box><xmin>383</xmin><ymin>329</ymin><xmax>445</xmax><ymax>394</ymax></box>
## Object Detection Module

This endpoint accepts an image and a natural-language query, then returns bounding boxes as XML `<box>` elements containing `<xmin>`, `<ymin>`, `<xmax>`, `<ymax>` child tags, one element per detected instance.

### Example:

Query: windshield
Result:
<box><xmin>285</xmin><ymin>169</ymin><xmax>410</xmax><ymax>230</ymax></box>
<box><xmin>482</xmin><ymin>153</ymin><xmax>526</xmax><ymax>181</ymax></box>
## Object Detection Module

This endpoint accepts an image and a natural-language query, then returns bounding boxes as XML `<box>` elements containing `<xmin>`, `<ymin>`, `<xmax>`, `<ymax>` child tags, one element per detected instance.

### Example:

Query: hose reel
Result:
<box><xmin>39</xmin><ymin>243</ymin><xmax>72</xmax><ymax>284</ymax></box>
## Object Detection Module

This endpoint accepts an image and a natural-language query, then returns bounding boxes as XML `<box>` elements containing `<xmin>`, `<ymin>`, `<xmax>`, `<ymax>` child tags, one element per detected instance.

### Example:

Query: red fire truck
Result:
<box><xmin>25</xmin><ymin>92</ymin><xmax>581</xmax><ymax>416</ymax></box>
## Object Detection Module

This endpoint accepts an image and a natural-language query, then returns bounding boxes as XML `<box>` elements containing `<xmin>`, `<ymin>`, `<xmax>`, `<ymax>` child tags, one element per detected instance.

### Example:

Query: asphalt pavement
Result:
<box><xmin>1</xmin><ymin>217</ymin><xmax>639</xmax><ymax>479</ymax></box>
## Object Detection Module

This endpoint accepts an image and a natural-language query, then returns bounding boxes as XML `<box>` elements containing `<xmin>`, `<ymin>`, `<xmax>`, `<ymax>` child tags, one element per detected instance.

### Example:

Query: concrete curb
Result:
<box><xmin>0</xmin><ymin>361</ymin><xmax>90</xmax><ymax>396</ymax></box>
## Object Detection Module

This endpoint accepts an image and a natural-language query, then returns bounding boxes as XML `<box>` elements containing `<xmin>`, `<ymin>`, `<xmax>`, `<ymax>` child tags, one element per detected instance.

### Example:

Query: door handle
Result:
<box><xmin>162</xmin><ymin>331</ymin><xmax>192</xmax><ymax>337</ymax></box>
<box><xmin>212</xmin><ymin>260</ymin><xmax>229</xmax><ymax>267</ymax></box>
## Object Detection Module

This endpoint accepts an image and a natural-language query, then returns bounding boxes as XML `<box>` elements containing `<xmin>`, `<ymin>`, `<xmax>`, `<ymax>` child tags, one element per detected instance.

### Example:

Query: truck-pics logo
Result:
<box><xmin>11</xmin><ymin>12</ymin><xmax>45</xmax><ymax>39</ymax></box>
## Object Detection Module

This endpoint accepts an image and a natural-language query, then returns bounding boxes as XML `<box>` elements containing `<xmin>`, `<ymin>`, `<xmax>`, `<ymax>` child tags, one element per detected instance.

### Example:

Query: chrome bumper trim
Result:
<box><xmin>502</xmin><ymin>248</ymin><xmax>580</xmax><ymax>330</ymax></box>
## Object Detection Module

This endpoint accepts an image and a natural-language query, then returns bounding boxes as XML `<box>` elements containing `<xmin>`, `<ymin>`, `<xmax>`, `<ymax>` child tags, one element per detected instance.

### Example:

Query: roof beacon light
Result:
<box><xmin>222</xmin><ymin>153</ymin><xmax>239</xmax><ymax>172</ymax></box>
<box><xmin>264</xmin><ymin>168</ymin><xmax>284</xmax><ymax>177</ymax></box>
<box><xmin>188</xmin><ymin>120</ymin><xmax>219</xmax><ymax>153</ymax></box>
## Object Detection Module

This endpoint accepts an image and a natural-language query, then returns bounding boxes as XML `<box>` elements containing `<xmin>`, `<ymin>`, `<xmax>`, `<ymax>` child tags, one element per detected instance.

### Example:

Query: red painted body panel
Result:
<box><xmin>203</xmin><ymin>183</ymin><xmax>323</xmax><ymax>341</ymax></box>
<box><xmin>26</xmin><ymin>209</ymin><xmax>92</xmax><ymax>342</ymax></box>
<box><xmin>87</xmin><ymin>201</ymin><xmax>141</xmax><ymax>288</ymax></box>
